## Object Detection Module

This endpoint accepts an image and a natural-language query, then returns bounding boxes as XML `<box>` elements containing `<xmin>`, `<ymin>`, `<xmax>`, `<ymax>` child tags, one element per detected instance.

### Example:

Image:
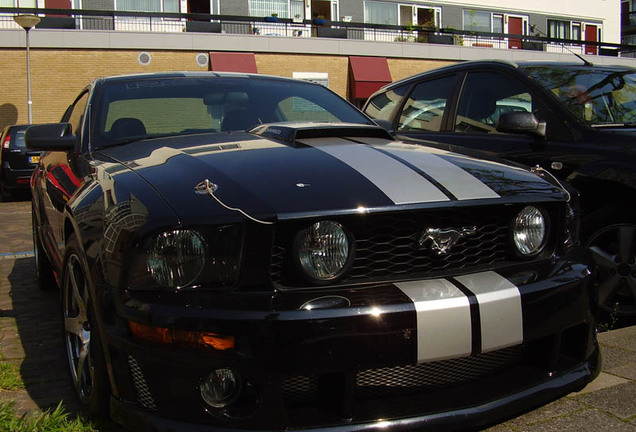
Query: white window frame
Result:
<box><xmin>364</xmin><ymin>1</ymin><xmax>398</xmax><ymax>25</ymax></box>
<box><xmin>366</xmin><ymin>1</ymin><xmax>441</xmax><ymax>27</ymax></box>
<box><xmin>114</xmin><ymin>0</ymin><xmax>179</xmax><ymax>12</ymax></box>
<box><xmin>249</xmin><ymin>0</ymin><xmax>289</xmax><ymax>18</ymax></box>
<box><xmin>414</xmin><ymin>4</ymin><xmax>442</xmax><ymax>28</ymax></box>
<box><xmin>548</xmin><ymin>19</ymin><xmax>571</xmax><ymax>39</ymax></box>
<box><xmin>249</xmin><ymin>0</ymin><xmax>310</xmax><ymax>19</ymax></box>
<box><xmin>332</xmin><ymin>0</ymin><xmax>339</xmax><ymax>22</ymax></box>
<box><xmin>462</xmin><ymin>9</ymin><xmax>498</xmax><ymax>33</ymax></box>
<box><xmin>549</xmin><ymin>19</ymin><xmax>601</xmax><ymax>41</ymax></box>
<box><xmin>504</xmin><ymin>14</ymin><xmax>528</xmax><ymax>35</ymax></box>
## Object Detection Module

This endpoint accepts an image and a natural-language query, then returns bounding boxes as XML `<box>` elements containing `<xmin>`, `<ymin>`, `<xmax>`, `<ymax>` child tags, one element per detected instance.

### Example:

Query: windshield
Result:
<box><xmin>91</xmin><ymin>76</ymin><xmax>373</xmax><ymax>148</ymax></box>
<box><xmin>522</xmin><ymin>66</ymin><xmax>636</xmax><ymax>126</ymax></box>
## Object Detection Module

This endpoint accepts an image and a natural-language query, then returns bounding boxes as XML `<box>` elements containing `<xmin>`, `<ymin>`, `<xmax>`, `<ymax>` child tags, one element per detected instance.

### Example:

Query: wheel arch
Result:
<box><xmin>568</xmin><ymin>173</ymin><xmax>636</xmax><ymax>233</ymax></box>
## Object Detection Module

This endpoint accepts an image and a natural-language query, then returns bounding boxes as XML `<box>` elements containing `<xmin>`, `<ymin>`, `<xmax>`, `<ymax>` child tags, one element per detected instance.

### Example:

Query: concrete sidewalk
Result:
<box><xmin>0</xmin><ymin>200</ymin><xmax>634</xmax><ymax>431</ymax></box>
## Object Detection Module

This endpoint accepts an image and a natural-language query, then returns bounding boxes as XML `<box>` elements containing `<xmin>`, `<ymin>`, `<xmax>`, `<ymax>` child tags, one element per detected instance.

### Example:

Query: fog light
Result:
<box><xmin>201</xmin><ymin>368</ymin><xmax>241</xmax><ymax>408</ymax></box>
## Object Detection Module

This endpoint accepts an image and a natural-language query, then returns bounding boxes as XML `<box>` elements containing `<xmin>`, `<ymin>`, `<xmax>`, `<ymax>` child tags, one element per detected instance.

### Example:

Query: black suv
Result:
<box><xmin>0</xmin><ymin>124</ymin><xmax>39</xmax><ymax>200</ymax></box>
<box><xmin>363</xmin><ymin>60</ymin><xmax>636</xmax><ymax>318</ymax></box>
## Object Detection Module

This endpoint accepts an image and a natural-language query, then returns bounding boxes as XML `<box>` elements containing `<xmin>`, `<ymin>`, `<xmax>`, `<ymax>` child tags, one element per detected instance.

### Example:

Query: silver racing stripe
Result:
<box><xmin>396</xmin><ymin>272</ymin><xmax>523</xmax><ymax>363</ymax></box>
<box><xmin>395</xmin><ymin>279</ymin><xmax>472</xmax><ymax>363</ymax></box>
<box><xmin>454</xmin><ymin>272</ymin><xmax>523</xmax><ymax>352</ymax></box>
<box><xmin>383</xmin><ymin>144</ymin><xmax>500</xmax><ymax>200</ymax></box>
<box><xmin>303</xmin><ymin>138</ymin><xmax>449</xmax><ymax>204</ymax></box>
<box><xmin>303</xmin><ymin>138</ymin><xmax>498</xmax><ymax>204</ymax></box>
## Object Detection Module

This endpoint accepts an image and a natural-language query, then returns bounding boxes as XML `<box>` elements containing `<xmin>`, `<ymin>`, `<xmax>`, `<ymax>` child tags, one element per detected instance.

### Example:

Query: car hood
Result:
<box><xmin>96</xmin><ymin>124</ymin><xmax>565</xmax><ymax>223</ymax></box>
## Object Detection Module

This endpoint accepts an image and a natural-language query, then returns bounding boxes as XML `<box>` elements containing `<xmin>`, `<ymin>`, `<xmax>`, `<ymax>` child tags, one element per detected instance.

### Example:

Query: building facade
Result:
<box><xmin>2</xmin><ymin>0</ymin><xmax>621</xmax><ymax>45</ymax></box>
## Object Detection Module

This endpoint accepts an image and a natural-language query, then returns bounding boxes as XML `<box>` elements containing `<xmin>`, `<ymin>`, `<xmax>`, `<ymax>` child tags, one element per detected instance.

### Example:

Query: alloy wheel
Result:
<box><xmin>587</xmin><ymin>224</ymin><xmax>636</xmax><ymax>317</ymax></box>
<box><xmin>63</xmin><ymin>253</ymin><xmax>94</xmax><ymax>404</ymax></box>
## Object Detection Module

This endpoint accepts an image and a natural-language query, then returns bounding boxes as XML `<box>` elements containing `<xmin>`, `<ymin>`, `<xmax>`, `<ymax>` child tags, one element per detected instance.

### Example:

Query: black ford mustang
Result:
<box><xmin>27</xmin><ymin>72</ymin><xmax>599</xmax><ymax>432</ymax></box>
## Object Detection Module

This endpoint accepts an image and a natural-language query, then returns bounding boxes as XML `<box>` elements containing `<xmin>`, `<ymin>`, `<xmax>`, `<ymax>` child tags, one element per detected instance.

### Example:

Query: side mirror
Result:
<box><xmin>373</xmin><ymin>119</ymin><xmax>395</xmax><ymax>135</ymax></box>
<box><xmin>25</xmin><ymin>123</ymin><xmax>76</xmax><ymax>151</ymax></box>
<box><xmin>496</xmin><ymin>112</ymin><xmax>546</xmax><ymax>138</ymax></box>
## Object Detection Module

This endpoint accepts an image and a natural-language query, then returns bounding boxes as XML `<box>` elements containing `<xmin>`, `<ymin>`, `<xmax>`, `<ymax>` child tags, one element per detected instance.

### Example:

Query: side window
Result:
<box><xmin>397</xmin><ymin>75</ymin><xmax>455</xmax><ymax>132</ymax></box>
<box><xmin>455</xmin><ymin>72</ymin><xmax>533</xmax><ymax>134</ymax></box>
<box><xmin>65</xmin><ymin>91</ymin><xmax>89</xmax><ymax>138</ymax></box>
<box><xmin>364</xmin><ymin>85</ymin><xmax>408</xmax><ymax>122</ymax></box>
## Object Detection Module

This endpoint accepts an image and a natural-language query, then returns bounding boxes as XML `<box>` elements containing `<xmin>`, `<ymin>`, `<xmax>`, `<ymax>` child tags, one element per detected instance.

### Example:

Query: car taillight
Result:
<box><xmin>2</xmin><ymin>134</ymin><xmax>10</xmax><ymax>149</ymax></box>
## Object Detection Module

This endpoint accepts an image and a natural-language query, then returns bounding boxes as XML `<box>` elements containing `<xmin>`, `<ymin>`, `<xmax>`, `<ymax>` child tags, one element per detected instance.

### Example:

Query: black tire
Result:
<box><xmin>585</xmin><ymin>223</ymin><xmax>636</xmax><ymax>318</ymax></box>
<box><xmin>62</xmin><ymin>234</ymin><xmax>110</xmax><ymax>418</ymax></box>
<box><xmin>32</xmin><ymin>207</ymin><xmax>57</xmax><ymax>290</ymax></box>
<box><xmin>0</xmin><ymin>182</ymin><xmax>11</xmax><ymax>202</ymax></box>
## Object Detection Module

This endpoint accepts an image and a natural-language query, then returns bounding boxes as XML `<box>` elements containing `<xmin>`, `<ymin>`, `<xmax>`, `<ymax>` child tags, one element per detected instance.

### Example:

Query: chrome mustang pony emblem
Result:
<box><xmin>418</xmin><ymin>226</ymin><xmax>477</xmax><ymax>255</ymax></box>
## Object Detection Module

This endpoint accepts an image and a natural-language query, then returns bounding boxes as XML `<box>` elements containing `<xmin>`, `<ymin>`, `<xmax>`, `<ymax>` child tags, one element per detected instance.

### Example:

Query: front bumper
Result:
<box><xmin>105</xmin><ymin>258</ymin><xmax>600</xmax><ymax>432</ymax></box>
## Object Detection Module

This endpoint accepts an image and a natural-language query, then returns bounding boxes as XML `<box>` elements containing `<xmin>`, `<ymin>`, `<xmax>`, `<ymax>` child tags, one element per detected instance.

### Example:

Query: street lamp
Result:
<box><xmin>14</xmin><ymin>14</ymin><xmax>41</xmax><ymax>124</ymax></box>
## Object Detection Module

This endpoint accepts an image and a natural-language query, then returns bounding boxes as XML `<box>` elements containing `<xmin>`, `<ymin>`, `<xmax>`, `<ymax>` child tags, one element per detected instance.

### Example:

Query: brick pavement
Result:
<box><xmin>0</xmin><ymin>199</ymin><xmax>634</xmax><ymax>431</ymax></box>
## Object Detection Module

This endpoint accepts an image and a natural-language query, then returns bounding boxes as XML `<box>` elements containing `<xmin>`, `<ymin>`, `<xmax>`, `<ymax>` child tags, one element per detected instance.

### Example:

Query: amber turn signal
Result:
<box><xmin>128</xmin><ymin>321</ymin><xmax>235</xmax><ymax>351</ymax></box>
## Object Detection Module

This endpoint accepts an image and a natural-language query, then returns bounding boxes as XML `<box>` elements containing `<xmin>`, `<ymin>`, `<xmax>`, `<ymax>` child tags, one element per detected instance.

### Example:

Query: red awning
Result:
<box><xmin>349</xmin><ymin>56</ymin><xmax>392</xmax><ymax>100</ymax></box>
<box><xmin>209</xmin><ymin>52</ymin><xmax>258</xmax><ymax>73</ymax></box>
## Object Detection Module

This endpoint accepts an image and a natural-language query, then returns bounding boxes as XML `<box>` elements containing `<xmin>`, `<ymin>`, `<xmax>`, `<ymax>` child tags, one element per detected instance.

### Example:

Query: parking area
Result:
<box><xmin>0</xmin><ymin>198</ymin><xmax>635</xmax><ymax>431</ymax></box>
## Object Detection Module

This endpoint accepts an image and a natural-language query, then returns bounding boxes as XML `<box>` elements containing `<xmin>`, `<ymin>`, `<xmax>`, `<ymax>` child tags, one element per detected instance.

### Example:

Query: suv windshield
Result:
<box><xmin>522</xmin><ymin>66</ymin><xmax>636</xmax><ymax>127</ymax></box>
<box><xmin>91</xmin><ymin>76</ymin><xmax>373</xmax><ymax>148</ymax></box>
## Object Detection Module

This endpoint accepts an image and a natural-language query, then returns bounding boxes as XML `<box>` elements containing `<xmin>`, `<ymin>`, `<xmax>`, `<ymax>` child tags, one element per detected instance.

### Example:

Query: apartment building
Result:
<box><xmin>4</xmin><ymin>0</ymin><xmax>620</xmax><ymax>45</ymax></box>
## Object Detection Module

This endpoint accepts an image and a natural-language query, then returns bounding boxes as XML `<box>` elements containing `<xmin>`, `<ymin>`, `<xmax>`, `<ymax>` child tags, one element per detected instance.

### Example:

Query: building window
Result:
<box><xmin>116</xmin><ymin>0</ymin><xmax>178</xmax><ymax>12</ymax></box>
<box><xmin>247</xmin><ymin>0</ymin><xmax>305</xmax><ymax>19</ymax></box>
<box><xmin>0</xmin><ymin>0</ymin><xmax>36</xmax><ymax>6</ymax></box>
<box><xmin>572</xmin><ymin>22</ymin><xmax>581</xmax><ymax>40</ymax></box>
<box><xmin>291</xmin><ymin>0</ymin><xmax>304</xmax><ymax>20</ymax></box>
<box><xmin>366</xmin><ymin>1</ymin><xmax>441</xmax><ymax>27</ymax></box>
<box><xmin>365</xmin><ymin>1</ymin><xmax>398</xmax><ymax>25</ymax></box>
<box><xmin>249</xmin><ymin>0</ymin><xmax>289</xmax><ymax>18</ymax></box>
<box><xmin>548</xmin><ymin>19</ymin><xmax>570</xmax><ymax>39</ymax></box>
<box><xmin>462</xmin><ymin>10</ymin><xmax>493</xmax><ymax>32</ymax></box>
<box><xmin>492</xmin><ymin>14</ymin><xmax>504</xmax><ymax>33</ymax></box>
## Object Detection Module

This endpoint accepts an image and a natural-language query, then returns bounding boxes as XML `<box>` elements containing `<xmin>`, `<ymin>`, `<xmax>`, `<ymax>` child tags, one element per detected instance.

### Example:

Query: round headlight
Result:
<box><xmin>513</xmin><ymin>206</ymin><xmax>547</xmax><ymax>256</ymax></box>
<box><xmin>200</xmin><ymin>368</ymin><xmax>241</xmax><ymax>408</ymax></box>
<box><xmin>147</xmin><ymin>229</ymin><xmax>206</xmax><ymax>287</ymax></box>
<box><xmin>295</xmin><ymin>220</ymin><xmax>353</xmax><ymax>283</ymax></box>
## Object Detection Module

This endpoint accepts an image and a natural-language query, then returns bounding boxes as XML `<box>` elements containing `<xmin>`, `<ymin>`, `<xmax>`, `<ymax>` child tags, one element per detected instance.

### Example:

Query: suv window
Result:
<box><xmin>364</xmin><ymin>85</ymin><xmax>409</xmax><ymax>122</ymax></box>
<box><xmin>455</xmin><ymin>72</ymin><xmax>533</xmax><ymax>134</ymax></box>
<box><xmin>11</xmin><ymin>128</ymin><xmax>27</xmax><ymax>149</ymax></box>
<box><xmin>397</xmin><ymin>75</ymin><xmax>455</xmax><ymax>132</ymax></box>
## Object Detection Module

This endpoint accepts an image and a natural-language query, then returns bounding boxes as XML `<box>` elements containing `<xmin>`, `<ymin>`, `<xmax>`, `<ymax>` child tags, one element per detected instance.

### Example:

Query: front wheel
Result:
<box><xmin>586</xmin><ymin>223</ymin><xmax>636</xmax><ymax>318</ymax></box>
<box><xmin>62</xmin><ymin>235</ymin><xmax>110</xmax><ymax>417</ymax></box>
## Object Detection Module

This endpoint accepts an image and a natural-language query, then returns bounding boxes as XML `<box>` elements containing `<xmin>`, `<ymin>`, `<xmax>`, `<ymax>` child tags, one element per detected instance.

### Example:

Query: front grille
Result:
<box><xmin>271</xmin><ymin>205</ymin><xmax>549</xmax><ymax>288</ymax></box>
<box><xmin>356</xmin><ymin>345</ymin><xmax>523</xmax><ymax>399</ymax></box>
<box><xmin>281</xmin><ymin>345</ymin><xmax>524</xmax><ymax>408</ymax></box>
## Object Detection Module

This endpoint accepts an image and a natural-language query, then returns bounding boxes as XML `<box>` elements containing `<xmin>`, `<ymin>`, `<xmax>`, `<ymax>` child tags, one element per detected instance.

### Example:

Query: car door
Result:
<box><xmin>386</xmin><ymin>73</ymin><xmax>459</xmax><ymax>153</ymax></box>
<box><xmin>36</xmin><ymin>90</ymin><xmax>88</xmax><ymax>266</ymax></box>
<box><xmin>393</xmin><ymin>69</ymin><xmax>575</xmax><ymax>178</ymax></box>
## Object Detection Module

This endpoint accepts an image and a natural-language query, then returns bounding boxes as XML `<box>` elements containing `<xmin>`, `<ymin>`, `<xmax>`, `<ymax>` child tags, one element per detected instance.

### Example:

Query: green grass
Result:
<box><xmin>0</xmin><ymin>363</ymin><xmax>25</xmax><ymax>391</ymax></box>
<box><xmin>0</xmin><ymin>401</ymin><xmax>97</xmax><ymax>432</ymax></box>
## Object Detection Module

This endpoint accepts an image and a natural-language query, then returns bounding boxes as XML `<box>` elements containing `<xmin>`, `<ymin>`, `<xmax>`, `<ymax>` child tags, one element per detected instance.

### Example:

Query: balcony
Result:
<box><xmin>0</xmin><ymin>7</ymin><xmax>633</xmax><ymax>57</ymax></box>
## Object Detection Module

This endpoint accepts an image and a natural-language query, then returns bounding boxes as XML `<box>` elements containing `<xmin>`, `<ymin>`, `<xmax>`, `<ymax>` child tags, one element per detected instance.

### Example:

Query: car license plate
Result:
<box><xmin>29</xmin><ymin>155</ymin><xmax>40</xmax><ymax>164</ymax></box>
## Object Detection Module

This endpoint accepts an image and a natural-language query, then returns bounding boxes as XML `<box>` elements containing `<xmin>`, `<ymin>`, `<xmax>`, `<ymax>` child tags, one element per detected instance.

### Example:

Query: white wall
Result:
<box><xmin>420</xmin><ymin>0</ymin><xmax>622</xmax><ymax>43</ymax></box>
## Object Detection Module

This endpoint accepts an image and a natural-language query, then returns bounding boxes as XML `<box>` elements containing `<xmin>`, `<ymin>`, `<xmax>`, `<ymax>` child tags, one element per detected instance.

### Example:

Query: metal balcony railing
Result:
<box><xmin>1</xmin><ymin>7</ymin><xmax>634</xmax><ymax>57</ymax></box>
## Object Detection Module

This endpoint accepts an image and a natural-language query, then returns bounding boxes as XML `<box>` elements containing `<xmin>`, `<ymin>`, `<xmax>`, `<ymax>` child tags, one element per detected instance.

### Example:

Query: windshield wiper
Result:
<box><xmin>590</xmin><ymin>123</ymin><xmax>636</xmax><ymax>128</ymax></box>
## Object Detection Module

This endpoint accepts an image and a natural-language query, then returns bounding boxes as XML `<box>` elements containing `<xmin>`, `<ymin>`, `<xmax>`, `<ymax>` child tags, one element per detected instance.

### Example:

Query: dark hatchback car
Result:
<box><xmin>363</xmin><ymin>60</ymin><xmax>636</xmax><ymax>318</ymax></box>
<box><xmin>0</xmin><ymin>124</ymin><xmax>40</xmax><ymax>200</ymax></box>
<box><xmin>27</xmin><ymin>72</ymin><xmax>598</xmax><ymax>432</ymax></box>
